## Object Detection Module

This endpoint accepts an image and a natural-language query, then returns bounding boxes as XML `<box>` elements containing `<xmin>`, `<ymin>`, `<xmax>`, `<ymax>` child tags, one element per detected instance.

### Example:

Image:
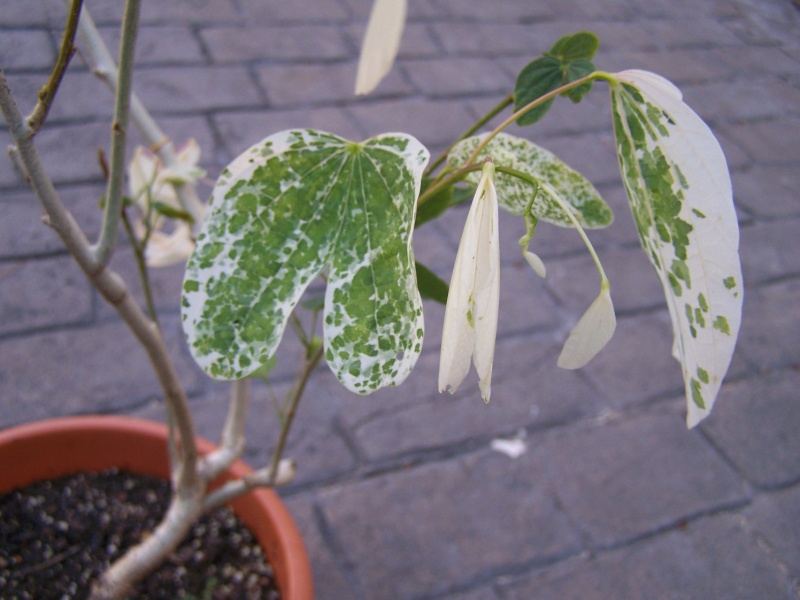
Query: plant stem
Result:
<box><xmin>90</xmin><ymin>485</ymin><xmax>205</xmax><ymax>600</ymax></box>
<box><xmin>1</xmin><ymin>50</ymin><xmax>199</xmax><ymax>501</ymax></box>
<box><xmin>200</xmin><ymin>378</ymin><xmax>250</xmax><ymax>482</ymax></box>
<box><xmin>121</xmin><ymin>208</ymin><xmax>160</xmax><ymax>325</ymax></box>
<box><xmin>26</xmin><ymin>0</ymin><xmax>83</xmax><ymax>134</ymax></box>
<box><xmin>426</xmin><ymin>93</ymin><xmax>513</xmax><ymax>175</ymax></box>
<box><xmin>495</xmin><ymin>165</ymin><xmax>609</xmax><ymax>284</ymax></box>
<box><xmin>92</xmin><ymin>0</ymin><xmax>140</xmax><ymax>266</ymax></box>
<box><xmin>72</xmin><ymin>2</ymin><xmax>205</xmax><ymax>227</ymax></box>
<box><xmin>268</xmin><ymin>344</ymin><xmax>325</xmax><ymax>486</ymax></box>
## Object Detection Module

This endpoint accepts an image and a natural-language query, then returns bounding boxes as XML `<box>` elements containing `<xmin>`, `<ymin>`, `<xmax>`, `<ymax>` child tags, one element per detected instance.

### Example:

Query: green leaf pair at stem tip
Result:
<box><xmin>514</xmin><ymin>31</ymin><xmax>600</xmax><ymax>126</ymax></box>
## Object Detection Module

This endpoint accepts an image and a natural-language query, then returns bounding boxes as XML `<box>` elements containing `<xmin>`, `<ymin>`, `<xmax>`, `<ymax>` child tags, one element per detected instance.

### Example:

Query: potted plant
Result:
<box><xmin>0</xmin><ymin>0</ymin><xmax>743</xmax><ymax>598</ymax></box>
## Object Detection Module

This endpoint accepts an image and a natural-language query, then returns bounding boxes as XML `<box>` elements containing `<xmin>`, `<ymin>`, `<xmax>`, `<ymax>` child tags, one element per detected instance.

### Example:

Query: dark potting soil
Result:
<box><xmin>0</xmin><ymin>469</ymin><xmax>281</xmax><ymax>599</ymax></box>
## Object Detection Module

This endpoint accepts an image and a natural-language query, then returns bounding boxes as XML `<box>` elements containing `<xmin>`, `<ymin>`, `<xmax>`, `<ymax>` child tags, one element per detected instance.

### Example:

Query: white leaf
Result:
<box><xmin>611</xmin><ymin>70</ymin><xmax>743</xmax><ymax>427</ymax></box>
<box><xmin>438</xmin><ymin>162</ymin><xmax>500</xmax><ymax>403</ymax></box>
<box><xmin>354</xmin><ymin>0</ymin><xmax>407</xmax><ymax>95</ymax></box>
<box><xmin>558</xmin><ymin>286</ymin><xmax>616</xmax><ymax>370</ymax></box>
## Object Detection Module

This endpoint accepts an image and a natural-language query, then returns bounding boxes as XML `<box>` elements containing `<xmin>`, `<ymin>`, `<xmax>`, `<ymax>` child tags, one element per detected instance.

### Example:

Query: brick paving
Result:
<box><xmin>1</xmin><ymin>0</ymin><xmax>799</xmax><ymax>598</ymax></box>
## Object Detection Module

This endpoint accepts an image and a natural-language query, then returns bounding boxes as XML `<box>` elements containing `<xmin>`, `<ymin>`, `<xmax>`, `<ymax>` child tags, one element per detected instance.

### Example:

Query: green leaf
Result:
<box><xmin>513</xmin><ymin>56</ymin><xmax>562</xmax><ymax>126</ymax></box>
<box><xmin>415</xmin><ymin>261</ymin><xmax>448</xmax><ymax>304</ymax></box>
<box><xmin>152</xmin><ymin>201</ymin><xmax>194</xmax><ymax>222</ymax></box>
<box><xmin>549</xmin><ymin>31</ymin><xmax>599</xmax><ymax>62</ymax></box>
<box><xmin>182</xmin><ymin>129</ymin><xmax>430</xmax><ymax>394</ymax></box>
<box><xmin>415</xmin><ymin>178</ymin><xmax>453</xmax><ymax>228</ymax></box>
<box><xmin>609</xmin><ymin>70</ymin><xmax>743</xmax><ymax>427</ymax></box>
<box><xmin>514</xmin><ymin>32</ymin><xmax>599</xmax><ymax>126</ymax></box>
<box><xmin>563</xmin><ymin>59</ymin><xmax>595</xmax><ymax>102</ymax></box>
<box><xmin>447</xmin><ymin>133</ymin><xmax>613</xmax><ymax>229</ymax></box>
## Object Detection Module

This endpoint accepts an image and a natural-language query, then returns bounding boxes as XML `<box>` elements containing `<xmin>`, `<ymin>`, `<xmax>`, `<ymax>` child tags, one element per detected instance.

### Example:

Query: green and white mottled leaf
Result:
<box><xmin>182</xmin><ymin>129</ymin><xmax>429</xmax><ymax>394</ymax></box>
<box><xmin>610</xmin><ymin>70</ymin><xmax>743</xmax><ymax>427</ymax></box>
<box><xmin>447</xmin><ymin>133</ymin><xmax>613</xmax><ymax>229</ymax></box>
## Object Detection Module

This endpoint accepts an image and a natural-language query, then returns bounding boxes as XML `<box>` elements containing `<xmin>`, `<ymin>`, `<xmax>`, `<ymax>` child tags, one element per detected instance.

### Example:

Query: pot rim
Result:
<box><xmin>0</xmin><ymin>414</ymin><xmax>313</xmax><ymax>599</ymax></box>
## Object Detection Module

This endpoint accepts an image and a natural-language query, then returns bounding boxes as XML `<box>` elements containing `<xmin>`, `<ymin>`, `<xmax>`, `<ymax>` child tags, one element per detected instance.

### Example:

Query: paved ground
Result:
<box><xmin>2</xmin><ymin>0</ymin><xmax>800</xmax><ymax>598</ymax></box>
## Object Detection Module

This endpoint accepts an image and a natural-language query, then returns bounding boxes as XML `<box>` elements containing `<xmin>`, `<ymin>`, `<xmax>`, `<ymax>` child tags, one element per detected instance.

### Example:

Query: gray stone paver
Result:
<box><xmin>2</xmin><ymin>0</ymin><xmax>799</xmax><ymax>598</ymax></box>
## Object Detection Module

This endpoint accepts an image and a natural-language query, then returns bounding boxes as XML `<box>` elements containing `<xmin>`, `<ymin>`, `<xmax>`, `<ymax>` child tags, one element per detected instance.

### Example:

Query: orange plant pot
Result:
<box><xmin>0</xmin><ymin>415</ymin><xmax>314</xmax><ymax>599</ymax></box>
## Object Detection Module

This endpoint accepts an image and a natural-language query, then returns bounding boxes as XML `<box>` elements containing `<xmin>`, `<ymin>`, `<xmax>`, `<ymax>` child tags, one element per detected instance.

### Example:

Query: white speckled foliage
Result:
<box><xmin>610</xmin><ymin>70</ymin><xmax>743</xmax><ymax>427</ymax></box>
<box><xmin>447</xmin><ymin>133</ymin><xmax>613</xmax><ymax>229</ymax></box>
<box><xmin>181</xmin><ymin>129</ymin><xmax>429</xmax><ymax>394</ymax></box>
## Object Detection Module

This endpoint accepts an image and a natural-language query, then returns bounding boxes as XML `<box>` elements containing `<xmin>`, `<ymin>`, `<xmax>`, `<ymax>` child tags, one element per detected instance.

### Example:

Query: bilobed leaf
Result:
<box><xmin>610</xmin><ymin>70</ymin><xmax>743</xmax><ymax>427</ymax></box>
<box><xmin>447</xmin><ymin>133</ymin><xmax>613</xmax><ymax>229</ymax></box>
<box><xmin>415</xmin><ymin>261</ymin><xmax>449</xmax><ymax>304</ymax></box>
<box><xmin>182</xmin><ymin>129</ymin><xmax>429</xmax><ymax>395</ymax></box>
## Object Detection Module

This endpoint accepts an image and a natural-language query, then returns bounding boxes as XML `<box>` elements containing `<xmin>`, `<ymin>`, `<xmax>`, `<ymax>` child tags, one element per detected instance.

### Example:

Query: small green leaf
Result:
<box><xmin>513</xmin><ymin>56</ymin><xmax>562</xmax><ymax>126</ymax></box>
<box><xmin>182</xmin><ymin>129</ymin><xmax>430</xmax><ymax>395</ymax></box>
<box><xmin>447</xmin><ymin>133</ymin><xmax>613</xmax><ymax>229</ymax></box>
<box><xmin>550</xmin><ymin>31</ymin><xmax>600</xmax><ymax>62</ymax></box>
<box><xmin>610</xmin><ymin>70</ymin><xmax>742</xmax><ymax>427</ymax></box>
<box><xmin>415</xmin><ymin>261</ymin><xmax>449</xmax><ymax>304</ymax></box>
<box><xmin>514</xmin><ymin>32</ymin><xmax>599</xmax><ymax>126</ymax></box>
<box><xmin>152</xmin><ymin>201</ymin><xmax>194</xmax><ymax>222</ymax></box>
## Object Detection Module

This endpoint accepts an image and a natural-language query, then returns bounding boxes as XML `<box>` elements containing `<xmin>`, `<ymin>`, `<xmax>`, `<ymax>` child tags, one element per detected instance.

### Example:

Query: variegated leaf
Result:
<box><xmin>447</xmin><ymin>133</ymin><xmax>613</xmax><ymax>229</ymax></box>
<box><xmin>610</xmin><ymin>70</ymin><xmax>743</xmax><ymax>427</ymax></box>
<box><xmin>182</xmin><ymin>129</ymin><xmax>429</xmax><ymax>394</ymax></box>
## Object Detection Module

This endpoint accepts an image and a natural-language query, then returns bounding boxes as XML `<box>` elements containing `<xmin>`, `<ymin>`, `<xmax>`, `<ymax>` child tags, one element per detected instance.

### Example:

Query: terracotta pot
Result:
<box><xmin>0</xmin><ymin>415</ymin><xmax>313</xmax><ymax>599</ymax></box>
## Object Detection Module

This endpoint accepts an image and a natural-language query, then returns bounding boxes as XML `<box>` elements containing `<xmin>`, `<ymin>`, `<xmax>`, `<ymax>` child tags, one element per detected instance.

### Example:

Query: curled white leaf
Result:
<box><xmin>354</xmin><ymin>0</ymin><xmax>407</xmax><ymax>95</ymax></box>
<box><xmin>439</xmin><ymin>161</ymin><xmax>500</xmax><ymax>403</ymax></box>
<box><xmin>558</xmin><ymin>286</ymin><xmax>616</xmax><ymax>370</ymax></box>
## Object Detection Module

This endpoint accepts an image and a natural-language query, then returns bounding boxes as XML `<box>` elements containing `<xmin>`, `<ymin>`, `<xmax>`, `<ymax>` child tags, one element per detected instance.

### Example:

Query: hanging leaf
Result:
<box><xmin>415</xmin><ymin>261</ymin><xmax>449</xmax><ymax>304</ymax></box>
<box><xmin>415</xmin><ymin>177</ymin><xmax>453</xmax><ymax>228</ymax></box>
<box><xmin>514</xmin><ymin>31</ymin><xmax>599</xmax><ymax>126</ymax></box>
<box><xmin>609</xmin><ymin>70</ymin><xmax>743</xmax><ymax>427</ymax></box>
<box><xmin>447</xmin><ymin>133</ymin><xmax>613</xmax><ymax>229</ymax></box>
<box><xmin>182</xmin><ymin>129</ymin><xmax>429</xmax><ymax>395</ymax></box>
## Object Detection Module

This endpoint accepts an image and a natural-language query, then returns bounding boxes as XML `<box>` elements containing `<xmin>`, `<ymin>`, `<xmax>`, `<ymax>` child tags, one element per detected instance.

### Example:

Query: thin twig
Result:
<box><xmin>120</xmin><ymin>208</ymin><xmax>160</xmax><ymax>326</ymax></box>
<box><xmin>200</xmin><ymin>378</ymin><xmax>250</xmax><ymax>482</ymax></box>
<box><xmin>267</xmin><ymin>344</ymin><xmax>324</xmax><ymax>486</ymax></box>
<box><xmin>26</xmin><ymin>0</ymin><xmax>84</xmax><ymax>133</ymax></box>
<box><xmin>202</xmin><ymin>460</ymin><xmax>296</xmax><ymax>512</ymax></box>
<box><xmin>92</xmin><ymin>0</ymin><xmax>141</xmax><ymax>266</ymax></box>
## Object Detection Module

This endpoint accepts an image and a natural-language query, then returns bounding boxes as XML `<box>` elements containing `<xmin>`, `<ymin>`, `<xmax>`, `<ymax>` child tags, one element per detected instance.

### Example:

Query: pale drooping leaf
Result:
<box><xmin>447</xmin><ymin>133</ymin><xmax>613</xmax><ymax>229</ymax></box>
<box><xmin>182</xmin><ymin>129</ymin><xmax>429</xmax><ymax>394</ymax></box>
<box><xmin>610</xmin><ymin>70</ymin><xmax>743</xmax><ymax>427</ymax></box>
<box><xmin>557</xmin><ymin>285</ymin><xmax>616</xmax><ymax>369</ymax></box>
<box><xmin>354</xmin><ymin>0</ymin><xmax>407</xmax><ymax>95</ymax></box>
